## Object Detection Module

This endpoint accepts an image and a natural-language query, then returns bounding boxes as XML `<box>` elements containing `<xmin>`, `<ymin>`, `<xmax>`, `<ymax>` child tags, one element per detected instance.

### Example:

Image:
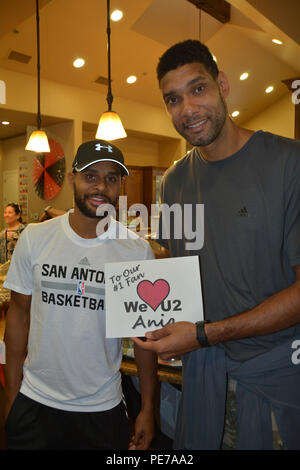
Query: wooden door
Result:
<box><xmin>122</xmin><ymin>167</ymin><xmax>144</xmax><ymax>209</ymax></box>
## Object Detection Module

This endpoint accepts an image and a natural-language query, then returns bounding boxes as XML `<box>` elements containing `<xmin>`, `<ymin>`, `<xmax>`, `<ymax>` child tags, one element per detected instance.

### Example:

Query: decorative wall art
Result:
<box><xmin>32</xmin><ymin>138</ymin><xmax>65</xmax><ymax>200</ymax></box>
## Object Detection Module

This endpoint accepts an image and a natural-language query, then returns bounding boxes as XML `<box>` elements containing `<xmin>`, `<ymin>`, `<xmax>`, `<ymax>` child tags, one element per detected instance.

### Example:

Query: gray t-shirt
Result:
<box><xmin>158</xmin><ymin>131</ymin><xmax>300</xmax><ymax>361</ymax></box>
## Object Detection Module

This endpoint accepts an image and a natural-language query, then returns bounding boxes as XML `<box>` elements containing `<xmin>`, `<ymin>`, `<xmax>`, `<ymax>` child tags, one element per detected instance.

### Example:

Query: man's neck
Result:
<box><xmin>68</xmin><ymin>209</ymin><xmax>105</xmax><ymax>239</ymax></box>
<box><xmin>198</xmin><ymin>118</ymin><xmax>254</xmax><ymax>162</ymax></box>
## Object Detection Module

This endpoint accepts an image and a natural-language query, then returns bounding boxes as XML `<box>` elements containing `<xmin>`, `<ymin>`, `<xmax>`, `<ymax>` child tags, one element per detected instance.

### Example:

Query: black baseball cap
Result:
<box><xmin>72</xmin><ymin>140</ymin><xmax>129</xmax><ymax>175</ymax></box>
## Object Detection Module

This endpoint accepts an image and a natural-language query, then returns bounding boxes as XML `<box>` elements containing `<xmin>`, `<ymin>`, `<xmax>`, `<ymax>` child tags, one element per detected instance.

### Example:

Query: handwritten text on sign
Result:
<box><xmin>105</xmin><ymin>256</ymin><xmax>203</xmax><ymax>338</ymax></box>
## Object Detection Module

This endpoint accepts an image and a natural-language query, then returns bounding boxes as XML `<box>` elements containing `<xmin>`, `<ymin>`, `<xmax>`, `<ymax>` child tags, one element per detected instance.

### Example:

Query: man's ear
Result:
<box><xmin>217</xmin><ymin>71</ymin><xmax>230</xmax><ymax>99</ymax></box>
<box><xmin>67</xmin><ymin>171</ymin><xmax>75</xmax><ymax>187</ymax></box>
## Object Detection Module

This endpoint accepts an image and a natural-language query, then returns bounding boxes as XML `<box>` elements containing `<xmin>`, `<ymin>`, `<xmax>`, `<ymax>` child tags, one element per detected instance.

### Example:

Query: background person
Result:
<box><xmin>0</xmin><ymin>203</ymin><xmax>25</xmax><ymax>264</ymax></box>
<box><xmin>133</xmin><ymin>39</ymin><xmax>300</xmax><ymax>450</ymax></box>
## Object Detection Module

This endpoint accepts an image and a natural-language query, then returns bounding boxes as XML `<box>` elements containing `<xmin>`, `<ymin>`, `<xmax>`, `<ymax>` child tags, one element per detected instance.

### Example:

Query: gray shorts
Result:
<box><xmin>221</xmin><ymin>376</ymin><xmax>284</xmax><ymax>450</ymax></box>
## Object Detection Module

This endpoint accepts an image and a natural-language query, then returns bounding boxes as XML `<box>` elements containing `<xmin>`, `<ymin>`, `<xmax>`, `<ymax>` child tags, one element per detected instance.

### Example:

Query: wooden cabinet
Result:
<box><xmin>122</xmin><ymin>166</ymin><xmax>166</xmax><ymax>208</ymax></box>
<box><xmin>121</xmin><ymin>166</ymin><xmax>167</xmax><ymax>227</ymax></box>
<box><xmin>121</xmin><ymin>166</ymin><xmax>144</xmax><ymax>208</ymax></box>
<box><xmin>143</xmin><ymin>167</ymin><xmax>166</xmax><ymax>214</ymax></box>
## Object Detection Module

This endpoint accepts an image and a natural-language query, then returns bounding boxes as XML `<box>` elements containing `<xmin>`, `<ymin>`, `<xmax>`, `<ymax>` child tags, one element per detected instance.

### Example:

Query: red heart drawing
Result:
<box><xmin>137</xmin><ymin>279</ymin><xmax>170</xmax><ymax>311</ymax></box>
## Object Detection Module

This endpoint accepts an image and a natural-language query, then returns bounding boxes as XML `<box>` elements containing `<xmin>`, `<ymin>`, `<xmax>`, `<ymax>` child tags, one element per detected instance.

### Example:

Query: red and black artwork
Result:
<box><xmin>32</xmin><ymin>138</ymin><xmax>65</xmax><ymax>200</ymax></box>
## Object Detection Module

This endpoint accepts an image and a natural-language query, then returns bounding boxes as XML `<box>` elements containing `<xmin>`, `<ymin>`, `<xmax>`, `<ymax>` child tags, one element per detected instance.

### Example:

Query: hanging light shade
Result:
<box><xmin>25</xmin><ymin>0</ymin><xmax>50</xmax><ymax>153</ymax></box>
<box><xmin>95</xmin><ymin>111</ymin><xmax>127</xmax><ymax>140</ymax></box>
<box><xmin>95</xmin><ymin>0</ymin><xmax>126</xmax><ymax>141</ymax></box>
<box><xmin>25</xmin><ymin>129</ymin><xmax>50</xmax><ymax>152</ymax></box>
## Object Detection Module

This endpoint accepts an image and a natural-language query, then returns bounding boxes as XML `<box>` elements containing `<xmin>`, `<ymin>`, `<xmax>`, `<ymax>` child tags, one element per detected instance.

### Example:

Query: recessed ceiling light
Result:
<box><xmin>73</xmin><ymin>58</ymin><xmax>85</xmax><ymax>68</ymax></box>
<box><xmin>1</xmin><ymin>121</ymin><xmax>10</xmax><ymax>125</ymax></box>
<box><xmin>231</xmin><ymin>111</ymin><xmax>239</xmax><ymax>117</ymax></box>
<box><xmin>240</xmin><ymin>72</ymin><xmax>249</xmax><ymax>81</ymax></box>
<box><xmin>265</xmin><ymin>86</ymin><xmax>274</xmax><ymax>94</ymax></box>
<box><xmin>126</xmin><ymin>75</ymin><xmax>137</xmax><ymax>84</ymax></box>
<box><xmin>111</xmin><ymin>10</ymin><xmax>123</xmax><ymax>22</ymax></box>
<box><xmin>272</xmin><ymin>39</ymin><xmax>283</xmax><ymax>45</ymax></box>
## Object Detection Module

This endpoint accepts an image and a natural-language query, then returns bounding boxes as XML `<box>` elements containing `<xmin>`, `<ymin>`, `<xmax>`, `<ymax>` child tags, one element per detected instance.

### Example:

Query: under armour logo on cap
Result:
<box><xmin>95</xmin><ymin>143</ymin><xmax>113</xmax><ymax>153</ymax></box>
<box><xmin>72</xmin><ymin>139</ymin><xmax>129</xmax><ymax>175</ymax></box>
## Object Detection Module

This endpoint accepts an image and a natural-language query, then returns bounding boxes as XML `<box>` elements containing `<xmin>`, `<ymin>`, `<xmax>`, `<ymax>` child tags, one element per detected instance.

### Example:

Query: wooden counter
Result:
<box><xmin>121</xmin><ymin>358</ymin><xmax>182</xmax><ymax>385</ymax></box>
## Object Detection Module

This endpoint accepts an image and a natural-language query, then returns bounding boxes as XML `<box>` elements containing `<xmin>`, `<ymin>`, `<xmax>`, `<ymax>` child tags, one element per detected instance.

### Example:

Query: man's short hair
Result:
<box><xmin>157</xmin><ymin>39</ymin><xmax>219</xmax><ymax>82</ymax></box>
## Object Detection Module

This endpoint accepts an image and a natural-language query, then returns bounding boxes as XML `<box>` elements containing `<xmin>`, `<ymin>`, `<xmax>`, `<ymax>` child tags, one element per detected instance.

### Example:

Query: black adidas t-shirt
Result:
<box><xmin>157</xmin><ymin>131</ymin><xmax>300</xmax><ymax>361</ymax></box>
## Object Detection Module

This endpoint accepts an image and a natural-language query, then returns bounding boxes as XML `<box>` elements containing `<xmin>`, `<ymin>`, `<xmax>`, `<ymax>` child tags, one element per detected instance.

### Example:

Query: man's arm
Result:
<box><xmin>133</xmin><ymin>266</ymin><xmax>300</xmax><ymax>360</ymax></box>
<box><xmin>39</xmin><ymin>207</ymin><xmax>66</xmax><ymax>222</ymax></box>
<box><xmin>129</xmin><ymin>344</ymin><xmax>158</xmax><ymax>450</ymax></box>
<box><xmin>4</xmin><ymin>291</ymin><xmax>31</xmax><ymax>420</ymax></box>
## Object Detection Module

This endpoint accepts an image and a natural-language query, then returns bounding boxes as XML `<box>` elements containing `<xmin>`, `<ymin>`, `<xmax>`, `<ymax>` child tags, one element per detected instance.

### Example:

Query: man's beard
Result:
<box><xmin>177</xmin><ymin>92</ymin><xmax>227</xmax><ymax>147</ymax></box>
<box><xmin>73</xmin><ymin>186</ymin><xmax>117</xmax><ymax>219</ymax></box>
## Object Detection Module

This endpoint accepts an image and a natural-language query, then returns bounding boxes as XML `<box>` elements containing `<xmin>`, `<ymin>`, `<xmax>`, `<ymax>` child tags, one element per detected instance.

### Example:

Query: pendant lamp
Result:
<box><xmin>95</xmin><ymin>0</ymin><xmax>127</xmax><ymax>141</ymax></box>
<box><xmin>26</xmin><ymin>0</ymin><xmax>50</xmax><ymax>152</ymax></box>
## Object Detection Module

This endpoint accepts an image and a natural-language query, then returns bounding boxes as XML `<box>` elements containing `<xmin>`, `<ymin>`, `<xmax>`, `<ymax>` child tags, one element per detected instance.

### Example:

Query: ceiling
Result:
<box><xmin>0</xmin><ymin>0</ymin><xmax>299</xmax><ymax>140</ymax></box>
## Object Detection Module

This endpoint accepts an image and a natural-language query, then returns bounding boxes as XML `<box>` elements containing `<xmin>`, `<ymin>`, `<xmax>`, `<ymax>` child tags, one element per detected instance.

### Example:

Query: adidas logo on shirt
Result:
<box><xmin>237</xmin><ymin>206</ymin><xmax>249</xmax><ymax>217</ymax></box>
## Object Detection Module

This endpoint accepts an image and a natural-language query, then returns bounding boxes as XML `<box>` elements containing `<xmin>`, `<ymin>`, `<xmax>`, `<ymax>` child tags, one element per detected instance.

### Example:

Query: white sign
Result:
<box><xmin>105</xmin><ymin>256</ymin><xmax>203</xmax><ymax>338</ymax></box>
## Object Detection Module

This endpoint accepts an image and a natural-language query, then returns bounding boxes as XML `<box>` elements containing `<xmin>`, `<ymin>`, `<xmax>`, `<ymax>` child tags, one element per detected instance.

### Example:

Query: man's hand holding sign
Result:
<box><xmin>133</xmin><ymin>321</ymin><xmax>202</xmax><ymax>361</ymax></box>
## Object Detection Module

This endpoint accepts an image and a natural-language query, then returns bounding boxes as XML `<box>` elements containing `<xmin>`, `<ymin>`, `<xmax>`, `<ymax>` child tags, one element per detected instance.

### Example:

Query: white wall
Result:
<box><xmin>242</xmin><ymin>92</ymin><xmax>295</xmax><ymax>138</ymax></box>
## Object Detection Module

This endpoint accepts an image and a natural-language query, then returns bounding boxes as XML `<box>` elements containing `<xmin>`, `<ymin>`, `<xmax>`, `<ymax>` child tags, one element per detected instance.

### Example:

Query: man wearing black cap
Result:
<box><xmin>3</xmin><ymin>140</ymin><xmax>158</xmax><ymax>450</ymax></box>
